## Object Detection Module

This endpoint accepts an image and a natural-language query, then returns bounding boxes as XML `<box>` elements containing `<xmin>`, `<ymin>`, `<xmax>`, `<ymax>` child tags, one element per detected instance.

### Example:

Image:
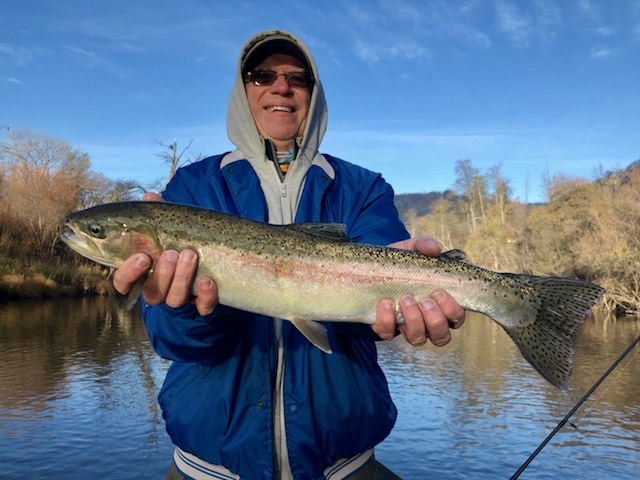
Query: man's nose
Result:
<box><xmin>270</xmin><ymin>74</ymin><xmax>293</xmax><ymax>93</ymax></box>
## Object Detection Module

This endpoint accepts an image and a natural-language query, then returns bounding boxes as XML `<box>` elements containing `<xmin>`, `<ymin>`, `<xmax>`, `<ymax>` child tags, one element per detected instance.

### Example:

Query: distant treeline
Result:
<box><xmin>394</xmin><ymin>159</ymin><xmax>640</xmax><ymax>316</ymax></box>
<box><xmin>1</xmin><ymin>128</ymin><xmax>638</xmax><ymax>315</ymax></box>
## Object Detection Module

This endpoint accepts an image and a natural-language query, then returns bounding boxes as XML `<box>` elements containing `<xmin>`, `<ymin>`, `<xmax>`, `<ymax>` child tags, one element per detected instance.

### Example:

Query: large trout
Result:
<box><xmin>60</xmin><ymin>201</ymin><xmax>605</xmax><ymax>389</ymax></box>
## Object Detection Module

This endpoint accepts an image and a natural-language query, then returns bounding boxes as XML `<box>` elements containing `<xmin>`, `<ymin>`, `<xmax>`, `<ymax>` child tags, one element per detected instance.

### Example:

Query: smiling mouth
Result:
<box><xmin>267</xmin><ymin>106</ymin><xmax>293</xmax><ymax>113</ymax></box>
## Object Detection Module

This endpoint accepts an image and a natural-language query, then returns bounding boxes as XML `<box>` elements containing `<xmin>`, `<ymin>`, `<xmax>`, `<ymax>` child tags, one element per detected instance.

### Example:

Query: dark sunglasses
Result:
<box><xmin>244</xmin><ymin>69</ymin><xmax>314</xmax><ymax>89</ymax></box>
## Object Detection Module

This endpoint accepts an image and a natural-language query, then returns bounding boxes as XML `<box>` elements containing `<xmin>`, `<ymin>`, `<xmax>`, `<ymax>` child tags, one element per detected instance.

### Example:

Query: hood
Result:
<box><xmin>226</xmin><ymin>30</ymin><xmax>328</xmax><ymax>168</ymax></box>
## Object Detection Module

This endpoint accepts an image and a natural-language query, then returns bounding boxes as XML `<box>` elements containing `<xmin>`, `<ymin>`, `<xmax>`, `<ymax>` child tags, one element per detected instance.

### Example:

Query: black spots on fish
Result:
<box><xmin>503</xmin><ymin>276</ymin><xmax>604</xmax><ymax>389</ymax></box>
<box><xmin>367</xmin><ymin>247</ymin><xmax>397</xmax><ymax>261</ymax></box>
<box><xmin>506</xmin><ymin>323</ymin><xmax>573</xmax><ymax>389</ymax></box>
<box><xmin>252</xmin><ymin>244</ymin><xmax>267</xmax><ymax>257</ymax></box>
<box><xmin>532</xmin><ymin>278</ymin><xmax>605</xmax><ymax>317</ymax></box>
<box><xmin>278</xmin><ymin>247</ymin><xmax>295</xmax><ymax>258</ymax></box>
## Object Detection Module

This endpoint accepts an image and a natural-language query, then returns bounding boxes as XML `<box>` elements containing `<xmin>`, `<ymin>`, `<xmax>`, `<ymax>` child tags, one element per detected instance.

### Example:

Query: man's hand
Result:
<box><xmin>372</xmin><ymin>237</ymin><xmax>466</xmax><ymax>347</ymax></box>
<box><xmin>111</xmin><ymin>193</ymin><xmax>219</xmax><ymax>316</ymax></box>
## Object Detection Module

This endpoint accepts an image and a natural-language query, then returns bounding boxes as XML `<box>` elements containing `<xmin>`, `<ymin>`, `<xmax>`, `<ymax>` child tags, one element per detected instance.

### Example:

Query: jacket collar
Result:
<box><xmin>220</xmin><ymin>151</ymin><xmax>335</xmax><ymax>224</ymax></box>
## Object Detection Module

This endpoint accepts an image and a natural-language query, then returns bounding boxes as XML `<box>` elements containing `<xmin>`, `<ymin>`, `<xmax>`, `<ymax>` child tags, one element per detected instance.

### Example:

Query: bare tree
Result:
<box><xmin>0</xmin><ymin>129</ymin><xmax>97</xmax><ymax>257</ymax></box>
<box><xmin>487</xmin><ymin>163</ymin><xmax>511</xmax><ymax>227</ymax></box>
<box><xmin>454</xmin><ymin>159</ymin><xmax>486</xmax><ymax>234</ymax></box>
<box><xmin>154</xmin><ymin>138</ymin><xmax>201</xmax><ymax>184</ymax></box>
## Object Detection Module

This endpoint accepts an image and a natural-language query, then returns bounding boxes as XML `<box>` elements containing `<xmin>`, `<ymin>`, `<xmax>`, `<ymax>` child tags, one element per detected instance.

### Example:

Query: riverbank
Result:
<box><xmin>0</xmin><ymin>260</ymin><xmax>114</xmax><ymax>301</ymax></box>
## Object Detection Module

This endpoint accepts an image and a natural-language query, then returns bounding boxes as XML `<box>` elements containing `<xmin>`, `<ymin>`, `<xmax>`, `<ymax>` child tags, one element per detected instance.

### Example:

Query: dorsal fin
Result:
<box><xmin>440</xmin><ymin>249</ymin><xmax>467</xmax><ymax>261</ymax></box>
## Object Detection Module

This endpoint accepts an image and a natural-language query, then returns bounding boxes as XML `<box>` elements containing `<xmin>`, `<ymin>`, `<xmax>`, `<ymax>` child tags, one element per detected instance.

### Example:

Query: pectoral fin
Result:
<box><xmin>291</xmin><ymin>319</ymin><xmax>332</xmax><ymax>354</ymax></box>
<box><xmin>120</xmin><ymin>275</ymin><xmax>148</xmax><ymax>310</ymax></box>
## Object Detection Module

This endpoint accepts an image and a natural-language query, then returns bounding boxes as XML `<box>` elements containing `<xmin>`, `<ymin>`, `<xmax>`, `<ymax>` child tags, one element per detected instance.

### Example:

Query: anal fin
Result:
<box><xmin>291</xmin><ymin>319</ymin><xmax>332</xmax><ymax>354</ymax></box>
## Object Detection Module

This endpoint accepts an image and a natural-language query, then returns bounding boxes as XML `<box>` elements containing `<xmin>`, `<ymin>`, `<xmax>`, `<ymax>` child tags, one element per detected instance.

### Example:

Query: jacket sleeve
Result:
<box><xmin>343</xmin><ymin>170</ymin><xmax>409</xmax><ymax>247</ymax></box>
<box><xmin>161</xmin><ymin>167</ymin><xmax>199</xmax><ymax>204</ymax></box>
<box><xmin>142</xmin><ymin>304</ymin><xmax>251</xmax><ymax>362</ymax></box>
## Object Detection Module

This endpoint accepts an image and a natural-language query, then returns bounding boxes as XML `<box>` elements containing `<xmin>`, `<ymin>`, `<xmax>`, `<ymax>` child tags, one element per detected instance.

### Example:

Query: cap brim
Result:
<box><xmin>243</xmin><ymin>37</ymin><xmax>311</xmax><ymax>73</ymax></box>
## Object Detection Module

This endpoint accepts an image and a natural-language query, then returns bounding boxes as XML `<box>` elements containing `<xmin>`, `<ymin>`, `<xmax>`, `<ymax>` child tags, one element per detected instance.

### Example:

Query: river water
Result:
<box><xmin>0</xmin><ymin>297</ymin><xmax>638</xmax><ymax>479</ymax></box>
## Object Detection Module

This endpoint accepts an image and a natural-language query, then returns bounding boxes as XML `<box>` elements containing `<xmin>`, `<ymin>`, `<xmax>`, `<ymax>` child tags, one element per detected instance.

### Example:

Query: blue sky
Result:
<box><xmin>1</xmin><ymin>0</ymin><xmax>639</xmax><ymax>203</ymax></box>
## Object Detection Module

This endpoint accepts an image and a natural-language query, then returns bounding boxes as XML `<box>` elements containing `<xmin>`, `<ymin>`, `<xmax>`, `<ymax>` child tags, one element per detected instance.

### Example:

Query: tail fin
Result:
<box><xmin>502</xmin><ymin>275</ymin><xmax>605</xmax><ymax>390</ymax></box>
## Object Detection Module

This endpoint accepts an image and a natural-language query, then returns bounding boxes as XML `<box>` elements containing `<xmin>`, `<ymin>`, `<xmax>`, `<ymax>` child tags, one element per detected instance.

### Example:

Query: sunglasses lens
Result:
<box><xmin>286</xmin><ymin>73</ymin><xmax>310</xmax><ymax>88</ymax></box>
<box><xmin>246</xmin><ymin>70</ymin><xmax>313</xmax><ymax>88</ymax></box>
<box><xmin>251</xmin><ymin>70</ymin><xmax>277</xmax><ymax>85</ymax></box>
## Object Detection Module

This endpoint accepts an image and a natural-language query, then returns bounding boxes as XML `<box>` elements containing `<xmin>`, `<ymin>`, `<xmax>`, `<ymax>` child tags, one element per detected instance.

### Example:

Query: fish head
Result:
<box><xmin>61</xmin><ymin>203</ymin><xmax>163</xmax><ymax>268</ymax></box>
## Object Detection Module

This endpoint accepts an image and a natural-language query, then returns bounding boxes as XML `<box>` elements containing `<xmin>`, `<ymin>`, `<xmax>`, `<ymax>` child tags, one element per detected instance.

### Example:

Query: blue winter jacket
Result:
<box><xmin>143</xmin><ymin>152</ymin><xmax>410</xmax><ymax>479</ymax></box>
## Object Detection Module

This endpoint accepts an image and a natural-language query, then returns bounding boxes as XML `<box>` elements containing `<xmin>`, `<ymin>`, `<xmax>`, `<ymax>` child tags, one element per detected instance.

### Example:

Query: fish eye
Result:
<box><xmin>88</xmin><ymin>223</ymin><xmax>106</xmax><ymax>238</ymax></box>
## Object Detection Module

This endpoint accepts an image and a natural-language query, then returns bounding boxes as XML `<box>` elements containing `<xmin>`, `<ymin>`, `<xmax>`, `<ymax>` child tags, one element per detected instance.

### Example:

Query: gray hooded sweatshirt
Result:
<box><xmin>224</xmin><ymin>29</ymin><xmax>330</xmax><ymax>226</ymax></box>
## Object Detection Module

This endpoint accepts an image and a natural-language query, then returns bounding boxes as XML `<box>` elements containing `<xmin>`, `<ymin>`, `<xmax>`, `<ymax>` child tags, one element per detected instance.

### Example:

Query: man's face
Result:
<box><xmin>245</xmin><ymin>53</ymin><xmax>311</xmax><ymax>151</ymax></box>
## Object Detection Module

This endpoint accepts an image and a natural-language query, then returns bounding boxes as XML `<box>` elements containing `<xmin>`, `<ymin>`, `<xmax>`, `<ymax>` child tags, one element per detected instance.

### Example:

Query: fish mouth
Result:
<box><xmin>60</xmin><ymin>223</ymin><xmax>118</xmax><ymax>268</ymax></box>
<box><xmin>60</xmin><ymin>224</ymin><xmax>83</xmax><ymax>248</ymax></box>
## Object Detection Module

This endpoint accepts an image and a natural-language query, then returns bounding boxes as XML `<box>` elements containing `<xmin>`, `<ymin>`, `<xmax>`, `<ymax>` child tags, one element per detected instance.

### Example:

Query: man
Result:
<box><xmin>114</xmin><ymin>30</ymin><xmax>465</xmax><ymax>480</ymax></box>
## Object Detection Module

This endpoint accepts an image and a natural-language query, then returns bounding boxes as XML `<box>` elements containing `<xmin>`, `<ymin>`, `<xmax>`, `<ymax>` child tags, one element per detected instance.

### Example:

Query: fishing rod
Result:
<box><xmin>510</xmin><ymin>333</ymin><xmax>640</xmax><ymax>480</ymax></box>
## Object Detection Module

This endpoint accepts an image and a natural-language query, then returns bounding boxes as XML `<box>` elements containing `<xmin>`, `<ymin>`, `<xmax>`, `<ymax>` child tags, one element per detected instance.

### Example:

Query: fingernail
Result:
<box><xmin>431</xmin><ymin>291</ymin><xmax>446</xmax><ymax>304</ymax></box>
<box><xmin>419</xmin><ymin>299</ymin><xmax>436</xmax><ymax>311</ymax></box>
<box><xmin>424</xmin><ymin>238</ymin><xmax>440</xmax><ymax>248</ymax></box>
<box><xmin>164</xmin><ymin>250</ymin><xmax>179</xmax><ymax>262</ymax></box>
<box><xmin>180</xmin><ymin>250</ymin><xmax>197</xmax><ymax>263</ymax></box>
<box><xmin>198</xmin><ymin>277</ymin><xmax>213</xmax><ymax>290</ymax></box>
<box><xmin>381</xmin><ymin>299</ymin><xmax>394</xmax><ymax>310</ymax></box>
<box><xmin>135</xmin><ymin>254</ymin><xmax>151</xmax><ymax>269</ymax></box>
<box><xmin>415</xmin><ymin>237</ymin><xmax>439</xmax><ymax>252</ymax></box>
<box><xmin>401</xmin><ymin>296</ymin><xmax>416</xmax><ymax>307</ymax></box>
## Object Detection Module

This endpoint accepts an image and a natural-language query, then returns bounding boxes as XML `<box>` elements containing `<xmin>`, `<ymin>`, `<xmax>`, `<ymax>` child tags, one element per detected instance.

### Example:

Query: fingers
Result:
<box><xmin>143</xmin><ymin>250</ymin><xmax>196</xmax><ymax>307</ymax></box>
<box><xmin>373</xmin><ymin>290</ymin><xmax>466</xmax><ymax>348</ymax></box>
<box><xmin>372</xmin><ymin>299</ymin><xmax>397</xmax><ymax>340</ymax></box>
<box><xmin>194</xmin><ymin>277</ymin><xmax>219</xmax><ymax>316</ymax></box>
<box><xmin>389</xmin><ymin>236</ymin><xmax>441</xmax><ymax>257</ymax></box>
<box><xmin>143</xmin><ymin>192</ymin><xmax>163</xmax><ymax>202</ymax></box>
<box><xmin>412</xmin><ymin>236</ymin><xmax>442</xmax><ymax>258</ymax></box>
<box><xmin>138</xmin><ymin>249</ymin><xmax>219</xmax><ymax>316</ymax></box>
<box><xmin>375</xmin><ymin>236</ymin><xmax>465</xmax><ymax>348</ymax></box>
<box><xmin>113</xmin><ymin>253</ymin><xmax>152</xmax><ymax>295</ymax></box>
<box><xmin>398</xmin><ymin>295</ymin><xmax>451</xmax><ymax>347</ymax></box>
<box><xmin>431</xmin><ymin>290</ymin><xmax>466</xmax><ymax>329</ymax></box>
<box><xmin>166</xmin><ymin>250</ymin><xmax>198</xmax><ymax>308</ymax></box>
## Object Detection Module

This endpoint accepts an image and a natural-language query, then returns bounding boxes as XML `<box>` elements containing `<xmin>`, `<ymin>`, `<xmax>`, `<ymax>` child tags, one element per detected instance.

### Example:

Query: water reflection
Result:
<box><xmin>0</xmin><ymin>298</ymin><xmax>172</xmax><ymax>479</ymax></box>
<box><xmin>0</xmin><ymin>299</ymin><xmax>638</xmax><ymax>479</ymax></box>
<box><xmin>376</xmin><ymin>312</ymin><xmax>640</xmax><ymax>479</ymax></box>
